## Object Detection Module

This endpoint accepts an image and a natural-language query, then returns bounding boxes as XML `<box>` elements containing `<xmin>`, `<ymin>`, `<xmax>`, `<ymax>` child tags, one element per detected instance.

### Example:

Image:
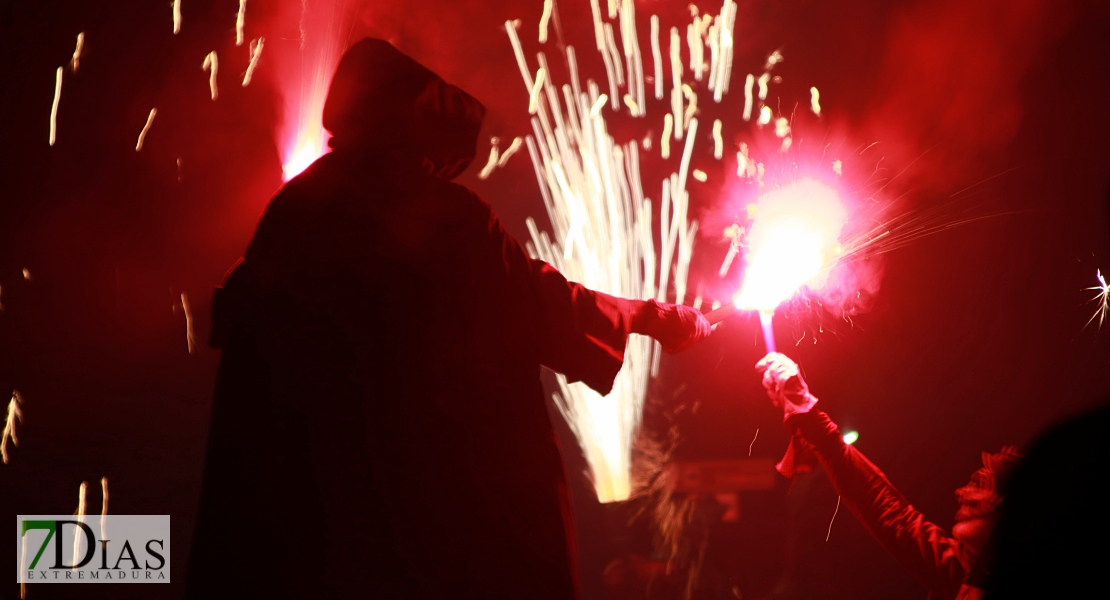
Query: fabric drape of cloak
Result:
<box><xmin>186</xmin><ymin>39</ymin><xmax>636</xmax><ymax>600</ymax></box>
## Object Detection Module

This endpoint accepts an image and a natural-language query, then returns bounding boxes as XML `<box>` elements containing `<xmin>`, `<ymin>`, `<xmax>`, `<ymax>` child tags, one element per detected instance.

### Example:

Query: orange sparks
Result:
<box><xmin>135</xmin><ymin>108</ymin><xmax>157</xmax><ymax>151</ymax></box>
<box><xmin>173</xmin><ymin>0</ymin><xmax>182</xmax><ymax>34</ymax></box>
<box><xmin>236</xmin><ymin>0</ymin><xmax>247</xmax><ymax>46</ymax></box>
<box><xmin>70</xmin><ymin>32</ymin><xmax>85</xmax><ymax>72</ymax></box>
<box><xmin>181</xmin><ymin>292</ymin><xmax>196</xmax><ymax>354</ymax></box>
<box><xmin>202</xmin><ymin>51</ymin><xmax>218</xmax><ymax>100</ymax></box>
<box><xmin>49</xmin><ymin>66</ymin><xmax>62</xmax><ymax>146</ymax></box>
<box><xmin>810</xmin><ymin>86</ymin><xmax>822</xmax><ymax>116</ymax></box>
<box><xmin>539</xmin><ymin>0</ymin><xmax>553</xmax><ymax>43</ymax></box>
<box><xmin>1</xmin><ymin>391</ymin><xmax>22</xmax><ymax>464</ymax></box>
<box><xmin>1085</xmin><ymin>269</ymin><xmax>1110</xmax><ymax>330</ymax></box>
<box><xmin>242</xmin><ymin>37</ymin><xmax>264</xmax><ymax>86</ymax></box>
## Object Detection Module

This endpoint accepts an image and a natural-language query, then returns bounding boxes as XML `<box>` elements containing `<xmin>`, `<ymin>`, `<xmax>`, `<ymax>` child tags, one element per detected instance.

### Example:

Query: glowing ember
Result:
<box><xmin>733</xmin><ymin>179</ymin><xmax>848</xmax><ymax>311</ymax></box>
<box><xmin>135</xmin><ymin>107</ymin><xmax>157</xmax><ymax>151</ymax></box>
<box><xmin>1</xmin><ymin>391</ymin><xmax>23</xmax><ymax>464</ymax></box>
<box><xmin>49</xmin><ymin>66</ymin><xmax>63</xmax><ymax>146</ymax></box>
<box><xmin>173</xmin><ymin>0</ymin><xmax>182</xmax><ymax>34</ymax></box>
<box><xmin>810</xmin><ymin>86</ymin><xmax>822</xmax><ymax>116</ymax></box>
<box><xmin>73</xmin><ymin>481</ymin><xmax>87</xmax><ymax>568</ymax></box>
<box><xmin>70</xmin><ymin>32</ymin><xmax>85</xmax><ymax>72</ymax></box>
<box><xmin>236</xmin><ymin>0</ymin><xmax>247</xmax><ymax>46</ymax></box>
<box><xmin>181</xmin><ymin>292</ymin><xmax>196</xmax><ymax>354</ymax></box>
<box><xmin>242</xmin><ymin>37</ymin><xmax>264</xmax><ymax>87</ymax></box>
<box><xmin>201</xmin><ymin>51</ymin><xmax>219</xmax><ymax>100</ymax></box>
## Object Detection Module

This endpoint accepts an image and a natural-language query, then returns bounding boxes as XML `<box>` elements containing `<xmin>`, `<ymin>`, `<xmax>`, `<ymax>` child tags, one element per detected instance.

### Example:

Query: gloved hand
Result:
<box><xmin>755</xmin><ymin>352</ymin><xmax>818</xmax><ymax>421</ymax></box>
<box><xmin>631</xmin><ymin>299</ymin><xmax>711</xmax><ymax>353</ymax></box>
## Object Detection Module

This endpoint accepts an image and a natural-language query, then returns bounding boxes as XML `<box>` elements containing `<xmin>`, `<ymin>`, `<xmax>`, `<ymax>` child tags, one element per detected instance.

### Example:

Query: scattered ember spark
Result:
<box><xmin>589</xmin><ymin>94</ymin><xmax>608</xmax><ymax>117</ymax></box>
<box><xmin>49</xmin><ymin>66</ymin><xmax>63</xmax><ymax>146</ymax></box>
<box><xmin>173</xmin><ymin>0</ymin><xmax>182</xmax><ymax>34</ymax></box>
<box><xmin>692</xmin><ymin>169</ymin><xmax>707</xmax><ymax>182</ymax></box>
<box><xmin>757</xmin><ymin>72</ymin><xmax>770</xmax><ymax>101</ymax></box>
<box><xmin>100</xmin><ymin>477</ymin><xmax>109</xmax><ymax>541</ymax></box>
<box><xmin>1085</xmin><ymin>269</ymin><xmax>1110</xmax><ymax>330</ymax></box>
<box><xmin>758</xmin><ymin>105</ymin><xmax>772</xmax><ymax>126</ymax></box>
<box><xmin>810</xmin><ymin>86</ymin><xmax>822</xmax><ymax>116</ymax></box>
<box><xmin>496</xmin><ymin>137</ymin><xmax>523</xmax><ymax>167</ymax></box>
<box><xmin>135</xmin><ymin>108</ymin><xmax>157</xmax><ymax>151</ymax></box>
<box><xmin>477</xmin><ymin>139</ymin><xmax>500</xmax><ymax>180</ymax></box>
<box><xmin>181</xmin><ymin>292</ymin><xmax>196</xmax><ymax>354</ymax></box>
<box><xmin>832</xmin><ymin>159</ymin><xmax>843</xmax><ymax>176</ymax></box>
<box><xmin>201</xmin><ymin>51</ymin><xmax>218</xmax><ymax>100</ymax></box>
<box><xmin>826</xmin><ymin>496</ymin><xmax>842</xmax><ymax>541</ymax></box>
<box><xmin>70</xmin><ymin>32</ymin><xmax>85</xmax><ymax>72</ymax></box>
<box><xmin>681</xmin><ymin>83</ymin><xmax>697</xmax><ymax>130</ymax></box>
<box><xmin>719</xmin><ymin>223</ymin><xmax>743</xmax><ymax>276</ymax></box>
<box><xmin>236</xmin><ymin>0</ymin><xmax>247</xmax><ymax>46</ymax></box>
<box><xmin>733</xmin><ymin>179</ymin><xmax>848</xmax><ymax>311</ymax></box>
<box><xmin>650</xmin><ymin>15</ymin><xmax>663</xmax><ymax>100</ymax></box>
<box><xmin>539</xmin><ymin>0</ymin><xmax>553</xmax><ymax>43</ymax></box>
<box><xmin>2</xmin><ymin>391</ymin><xmax>23</xmax><ymax>464</ymax></box>
<box><xmin>669</xmin><ymin>26</ymin><xmax>683</xmax><ymax>138</ymax></box>
<box><xmin>712</xmin><ymin>118</ymin><xmax>723</xmax><ymax>159</ymax></box>
<box><xmin>242</xmin><ymin>37</ymin><xmax>264</xmax><ymax>86</ymax></box>
<box><xmin>22</xmin><ymin>268</ymin><xmax>31</xmax><ymax>281</ymax></box>
<box><xmin>748</xmin><ymin>427</ymin><xmax>759</xmax><ymax>456</ymax></box>
<box><xmin>742</xmin><ymin>73</ymin><xmax>754</xmax><ymax>121</ymax></box>
<box><xmin>73</xmin><ymin>481</ymin><xmax>87</xmax><ymax>569</ymax></box>
<box><xmin>661</xmin><ymin>113</ymin><xmax>673</xmax><ymax>158</ymax></box>
<box><xmin>765</xmin><ymin>49</ymin><xmax>784</xmax><ymax>70</ymax></box>
<box><xmin>528</xmin><ymin>67</ymin><xmax>546</xmax><ymax>114</ymax></box>
<box><xmin>774</xmin><ymin>117</ymin><xmax>791</xmax><ymax>138</ymax></box>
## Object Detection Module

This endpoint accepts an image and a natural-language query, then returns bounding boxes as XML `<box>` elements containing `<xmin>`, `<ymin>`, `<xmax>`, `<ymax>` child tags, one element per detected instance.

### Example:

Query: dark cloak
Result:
<box><xmin>186</xmin><ymin>39</ymin><xmax>635</xmax><ymax>599</ymax></box>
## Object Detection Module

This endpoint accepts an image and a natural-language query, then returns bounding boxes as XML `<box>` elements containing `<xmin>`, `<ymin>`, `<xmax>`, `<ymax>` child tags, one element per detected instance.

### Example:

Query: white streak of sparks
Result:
<box><xmin>650</xmin><ymin>15</ymin><xmax>663</xmax><ymax>100</ymax></box>
<box><xmin>661</xmin><ymin>113</ymin><xmax>673</xmax><ymax>159</ymax></box>
<box><xmin>810</xmin><ymin>86</ymin><xmax>822</xmax><ymax>116</ymax></box>
<box><xmin>712</xmin><ymin>118</ymin><xmax>723</xmax><ymax>159</ymax></box>
<box><xmin>826</xmin><ymin>496</ymin><xmax>842</xmax><ymax>541</ymax></box>
<box><xmin>1</xmin><ymin>391</ymin><xmax>22</xmax><ymax>464</ymax></box>
<box><xmin>202</xmin><ymin>51</ymin><xmax>218</xmax><ymax>100</ymax></box>
<box><xmin>497</xmin><ymin>137</ymin><xmax>524</xmax><ymax>167</ymax></box>
<box><xmin>604</xmin><ymin>23</ymin><xmax>625</xmax><ymax>88</ymax></box>
<box><xmin>589</xmin><ymin>94</ymin><xmax>608</xmax><ymax>118</ymax></box>
<box><xmin>100</xmin><ymin>477</ymin><xmax>109</xmax><ymax>542</ymax></box>
<box><xmin>681</xmin><ymin>84</ymin><xmax>697</xmax><ymax>131</ymax></box>
<box><xmin>70</xmin><ymin>32</ymin><xmax>85</xmax><ymax>72</ymax></box>
<box><xmin>539</xmin><ymin>0</ymin><xmax>553</xmax><ymax>43</ymax></box>
<box><xmin>623</xmin><ymin>93</ymin><xmax>639</xmax><ymax>115</ymax></box>
<box><xmin>181</xmin><ymin>292</ymin><xmax>195</xmax><ymax>353</ymax></box>
<box><xmin>242</xmin><ymin>37</ymin><xmax>264</xmax><ymax>86</ymax></box>
<box><xmin>669</xmin><ymin>26</ymin><xmax>683</xmax><ymax>139</ymax></box>
<box><xmin>135</xmin><ymin>108</ymin><xmax>157</xmax><ymax>151</ymax></box>
<box><xmin>173</xmin><ymin>0</ymin><xmax>182</xmax><ymax>34</ymax></box>
<box><xmin>236</xmin><ymin>0</ymin><xmax>247</xmax><ymax>46</ymax></box>
<box><xmin>529</xmin><ymin>67</ymin><xmax>546</xmax><ymax>115</ymax></box>
<box><xmin>73</xmin><ymin>481</ymin><xmax>87</xmax><ymax>569</ymax></box>
<box><xmin>742</xmin><ymin>73</ymin><xmax>754</xmax><ymax>121</ymax></box>
<box><xmin>478</xmin><ymin>140</ymin><xmax>500</xmax><ymax>180</ymax></box>
<box><xmin>49</xmin><ymin>67</ymin><xmax>63</xmax><ymax>146</ymax></box>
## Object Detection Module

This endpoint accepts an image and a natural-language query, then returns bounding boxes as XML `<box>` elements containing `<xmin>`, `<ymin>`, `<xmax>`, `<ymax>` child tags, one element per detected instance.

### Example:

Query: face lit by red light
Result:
<box><xmin>951</xmin><ymin>448</ymin><xmax>1020</xmax><ymax>550</ymax></box>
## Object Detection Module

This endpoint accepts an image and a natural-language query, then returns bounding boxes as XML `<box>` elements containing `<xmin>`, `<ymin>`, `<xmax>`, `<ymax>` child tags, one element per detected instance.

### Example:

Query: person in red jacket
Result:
<box><xmin>186</xmin><ymin>38</ymin><xmax>710</xmax><ymax>600</ymax></box>
<box><xmin>755</xmin><ymin>353</ymin><xmax>1020</xmax><ymax>600</ymax></box>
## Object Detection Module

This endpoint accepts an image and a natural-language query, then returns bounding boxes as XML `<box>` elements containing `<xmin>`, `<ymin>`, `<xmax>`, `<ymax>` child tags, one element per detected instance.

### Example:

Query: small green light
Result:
<box><xmin>842</xmin><ymin>431</ymin><xmax>859</xmax><ymax>445</ymax></box>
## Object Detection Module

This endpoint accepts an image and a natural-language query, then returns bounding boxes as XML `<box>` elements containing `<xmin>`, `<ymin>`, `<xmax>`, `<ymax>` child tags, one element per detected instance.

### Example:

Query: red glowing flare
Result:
<box><xmin>733</xmin><ymin>179</ymin><xmax>848</xmax><ymax>311</ymax></box>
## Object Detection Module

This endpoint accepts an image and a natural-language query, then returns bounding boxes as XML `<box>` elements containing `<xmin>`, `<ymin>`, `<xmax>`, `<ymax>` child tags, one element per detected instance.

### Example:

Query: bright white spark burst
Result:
<box><xmin>202</xmin><ymin>51</ymin><xmax>219</xmax><ymax>100</ymax></box>
<box><xmin>1086</xmin><ymin>269</ymin><xmax>1110</xmax><ymax>330</ymax></box>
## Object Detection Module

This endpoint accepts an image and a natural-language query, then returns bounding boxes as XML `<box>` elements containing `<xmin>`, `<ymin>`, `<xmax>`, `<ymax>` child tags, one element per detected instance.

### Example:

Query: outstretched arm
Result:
<box><xmin>757</xmin><ymin>353</ymin><xmax>973</xmax><ymax>600</ymax></box>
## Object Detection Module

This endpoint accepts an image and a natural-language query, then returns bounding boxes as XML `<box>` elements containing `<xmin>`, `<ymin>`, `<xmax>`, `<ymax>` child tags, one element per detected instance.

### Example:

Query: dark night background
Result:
<box><xmin>1</xmin><ymin>0</ymin><xmax>1108</xmax><ymax>598</ymax></box>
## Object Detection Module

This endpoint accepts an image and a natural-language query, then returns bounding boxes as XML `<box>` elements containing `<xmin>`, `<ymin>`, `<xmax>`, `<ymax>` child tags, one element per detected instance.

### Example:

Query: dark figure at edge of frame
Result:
<box><xmin>982</xmin><ymin>402</ymin><xmax>1110</xmax><ymax>598</ymax></box>
<box><xmin>185</xmin><ymin>38</ymin><xmax>710</xmax><ymax>600</ymax></box>
<box><xmin>754</xmin><ymin>353</ymin><xmax>1021</xmax><ymax>600</ymax></box>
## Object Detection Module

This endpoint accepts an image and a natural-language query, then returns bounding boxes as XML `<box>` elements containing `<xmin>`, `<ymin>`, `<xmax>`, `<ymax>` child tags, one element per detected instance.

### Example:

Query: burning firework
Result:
<box><xmin>2</xmin><ymin>391</ymin><xmax>23</xmax><ymax>464</ymax></box>
<box><xmin>1086</xmin><ymin>269</ymin><xmax>1109</xmax><ymax>330</ymax></box>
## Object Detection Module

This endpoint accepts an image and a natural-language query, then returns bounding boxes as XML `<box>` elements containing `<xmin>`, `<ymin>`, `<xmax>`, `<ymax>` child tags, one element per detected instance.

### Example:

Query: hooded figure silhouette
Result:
<box><xmin>186</xmin><ymin>38</ymin><xmax>708</xmax><ymax>599</ymax></box>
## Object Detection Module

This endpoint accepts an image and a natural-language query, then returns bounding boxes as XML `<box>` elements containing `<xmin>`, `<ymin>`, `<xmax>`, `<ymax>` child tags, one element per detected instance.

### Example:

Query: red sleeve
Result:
<box><xmin>477</xmin><ymin>192</ymin><xmax>634</xmax><ymax>395</ymax></box>
<box><xmin>791</xmin><ymin>411</ymin><xmax>974</xmax><ymax>600</ymax></box>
